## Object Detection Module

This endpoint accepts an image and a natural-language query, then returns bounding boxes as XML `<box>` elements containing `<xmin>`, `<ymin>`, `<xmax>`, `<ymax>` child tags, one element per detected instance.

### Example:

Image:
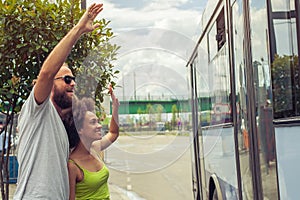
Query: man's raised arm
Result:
<box><xmin>34</xmin><ymin>3</ymin><xmax>103</xmax><ymax>104</ymax></box>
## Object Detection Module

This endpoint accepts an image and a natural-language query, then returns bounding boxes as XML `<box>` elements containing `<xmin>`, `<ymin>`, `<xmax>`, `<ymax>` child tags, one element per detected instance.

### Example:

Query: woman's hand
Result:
<box><xmin>109</xmin><ymin>84</ymin><xmax>119</xmax><ymax>109</ymax></box>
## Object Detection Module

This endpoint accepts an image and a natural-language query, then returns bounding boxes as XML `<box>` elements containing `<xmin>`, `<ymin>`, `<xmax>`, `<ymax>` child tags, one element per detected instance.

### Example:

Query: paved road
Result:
<box><xmin>106</xmin><ymin>134</ymin><xmax>194</xmax><ymax>200</ymax></box>
<box><xmin>4</xmin><ymin>134</ymin><xmax>194</xmax><ymax>200</ymax></box>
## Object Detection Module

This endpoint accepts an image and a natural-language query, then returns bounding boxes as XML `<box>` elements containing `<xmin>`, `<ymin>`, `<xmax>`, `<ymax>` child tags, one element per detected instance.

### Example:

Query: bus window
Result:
<box><xmin>216</xmin><ymin>8</ymin><xmax>226</xmax><ymax>50</ymax></box>
<box><xmin>208</xmin><ymin>8</ymin><xmax>226</xmax><ymax>61</ymax></box>
<box><xmin>269</xmin><ymin>0</ymin><xmax>300</xmax><ymax>119</ymax></box>
<box><xmin>267</xmin><ymin>0</ymin><xmax>300</xmax><ymax>199</ymax></box>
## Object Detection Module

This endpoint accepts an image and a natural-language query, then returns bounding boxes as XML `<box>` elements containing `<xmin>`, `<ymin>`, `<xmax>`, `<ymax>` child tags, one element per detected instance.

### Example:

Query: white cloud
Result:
<box><xmin>144</xmin><ymin>0</ymin><xmax>189</xmax><ymax>10</ymax></box>
<box><xmin>89</xmin><ymin>0</ymin><xmax>201</xmax><ymax>38</ymax></box>
<box><xmin>87</xmin><ymin>0</ymin><xmax>203</xmax><ymax>98</ymax></box>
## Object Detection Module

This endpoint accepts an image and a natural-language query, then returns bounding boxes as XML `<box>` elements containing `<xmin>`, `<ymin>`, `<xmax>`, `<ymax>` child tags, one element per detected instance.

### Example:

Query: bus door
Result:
<box><xmin>232</xmin><ymin>0</ymin><xmax>280</xmax><ymax>199</ymax></box>
<box><xmin>233</xmin><ymin>0</ymin><xmax>300</xmax><ymax>199</ymax></box>
<box><xmin>267</xmin><ymin>0</ymin><xmax>300</xmax><ymax>199</ymax></box>
<box><xmin>188</xmin><ymin>57</ymin><xmax>203</xmax><ymax>200</ymax></box>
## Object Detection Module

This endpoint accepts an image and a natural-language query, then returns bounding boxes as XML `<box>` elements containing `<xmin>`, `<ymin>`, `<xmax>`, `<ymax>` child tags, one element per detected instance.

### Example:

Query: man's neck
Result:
<box><xmin>51</xmin><ymin>98</ymin><xmax>71</xmax><ymax>118</ymax></box>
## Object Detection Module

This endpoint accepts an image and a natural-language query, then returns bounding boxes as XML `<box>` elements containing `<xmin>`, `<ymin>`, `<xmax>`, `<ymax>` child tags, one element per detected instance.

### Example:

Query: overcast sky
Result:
<box><xmin>84</xmin><ymin>0</ymin><xmax>207</xmax><ymax>100</ymax></box>
<box><xmin>88</xmin><ymin>0</ymin><xmax>205</xmax><ymax>37</ymax></box>
<box><xmin>83</xmin><ymin>0</ymin><xmax>291</xmax><ymax>102</ymax></box>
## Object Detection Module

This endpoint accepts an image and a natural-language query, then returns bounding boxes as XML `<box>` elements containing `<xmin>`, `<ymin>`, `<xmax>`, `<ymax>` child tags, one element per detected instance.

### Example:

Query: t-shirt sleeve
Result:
<box><xmin>19</xmin><ymin>87</ymin><xmax>51</xmax><ymax>120</ymax></box>
<box><xmin>25</xmin><ymin>88</ymin><xmax>50</xmax><ymax>116</ymax></box>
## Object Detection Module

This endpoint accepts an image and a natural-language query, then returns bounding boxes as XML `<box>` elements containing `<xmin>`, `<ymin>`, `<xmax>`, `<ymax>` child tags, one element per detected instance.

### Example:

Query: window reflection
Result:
<box><xmin>269</xmin><ymin>0</ymin><xmax>300</xmax><ymax>118</ymax></box>
<box><xmin>208</xmin><ymin>47</ymin><xmax>232</xmax><ymax>125</ymax></box>
<box><xmin>232</xmin><ymin>1</ymin><xmax>254</xmax><ymax>199</ymax></box>
<box><xmin>271</xmin><ymin>0</ymin><xmax>295</xmax><ymax>11</ymax></box>
<box><xmin>202</xmin><ymin>10</ymin><xmax>232</xmax><ymax>126</ymax></box>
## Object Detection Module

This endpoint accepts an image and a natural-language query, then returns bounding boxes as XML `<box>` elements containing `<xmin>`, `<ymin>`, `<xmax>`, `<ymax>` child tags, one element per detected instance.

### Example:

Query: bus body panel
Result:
<box><xmin>275</xmin><ymin>126</ymin><xmax>300</xmax><ymax>200</ymax></box>
<box><xmin>188</xmin><ymin>0</ymin><xmax>300</xmax><ymax>199</ymax></box>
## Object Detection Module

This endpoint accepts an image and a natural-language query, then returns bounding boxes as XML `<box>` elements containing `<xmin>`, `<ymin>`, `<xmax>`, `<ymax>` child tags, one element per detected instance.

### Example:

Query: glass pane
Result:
<box><xmin>232</xmin><ymin>1</ymin><xmax>254</xmax><ymax>198</ymax></box>
<box><xmin>250</xmin><ymin>0</ymin><xmax>279</xmax><ymax>199</ymax></box>
<box><xmin>271</xmin><ymin>6</ymin><xmax>299</xmax><ymax>118</ymax></box>
<box><xmin>208</xmin><ymin>22</ymin><xmax>218</xmax><ymax>61</ymax></box>
<box><xmin>197</xmin><ymin>26</ymin><xmax>237</xmax><ymax>198</ymax></box>
<box><xmin>195</xmin><ymin>42</ymin><xmax>208</xmax><ymax>198</ymax></box>
<box><xmin>271</xmin><ymin>0</ymin><xmax>291</xmax><ymax>11</ymax></box>
<box><xmin>269</xmin><ymin>0</ymin><xmax>300</xmax><ymax>199</ymax></box>
<box><xmin>189</xmin><ymin>60</ymin><xmax>202</xmax><ymax>199</ymax></box>
<box><xmin>209</xmin><ymin>47</ymin><xmax>232</xmax><ymax>125</ymax></box>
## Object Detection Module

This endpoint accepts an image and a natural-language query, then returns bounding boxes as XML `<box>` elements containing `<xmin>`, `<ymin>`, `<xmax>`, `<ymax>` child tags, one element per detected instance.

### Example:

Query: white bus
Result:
<box><xmin>187</xmin><ymin>0</ymin><xmax>300</xmax><ymax>199</ymax></box>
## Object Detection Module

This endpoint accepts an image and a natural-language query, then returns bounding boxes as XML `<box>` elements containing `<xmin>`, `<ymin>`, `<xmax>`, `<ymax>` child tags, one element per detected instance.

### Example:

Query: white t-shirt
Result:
<box><xmin>13</xmin><ymin>89</ymin><xmax>69</xmax><ymax>200</ymax></box>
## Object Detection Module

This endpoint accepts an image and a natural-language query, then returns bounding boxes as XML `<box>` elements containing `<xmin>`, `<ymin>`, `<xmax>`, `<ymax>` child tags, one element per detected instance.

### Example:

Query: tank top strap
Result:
<box><xmin>68</xmin><ymin>159</ymin><xmax>83</xmax><ymax>170</ymax></box>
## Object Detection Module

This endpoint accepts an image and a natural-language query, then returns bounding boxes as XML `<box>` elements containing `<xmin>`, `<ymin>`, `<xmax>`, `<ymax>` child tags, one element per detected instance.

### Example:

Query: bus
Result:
<box><xmin>187</xmin><ymin>0</ymin><xmax>300</xmax><ymax>199</ymax></box>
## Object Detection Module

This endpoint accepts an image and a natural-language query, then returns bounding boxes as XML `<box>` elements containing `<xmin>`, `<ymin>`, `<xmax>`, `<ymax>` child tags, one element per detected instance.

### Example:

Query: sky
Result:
<box><xmin>80</xmin><ymin>1</ymin><xmax>209</xmax><ymax>174</ymax></box>
<box><xmin>89</xmin><ymin>0</ymin><xmax>206</xmax><ymax>37</ymax></box>
<box><xmin>85</xmin><ymin>0</ymin><xmax>208</xmax><ymax>101</ymax></box>
<box><xmin>83</xmin><ymin>0</ymin><xmax>293</xmax><ymax>102</ymax></box>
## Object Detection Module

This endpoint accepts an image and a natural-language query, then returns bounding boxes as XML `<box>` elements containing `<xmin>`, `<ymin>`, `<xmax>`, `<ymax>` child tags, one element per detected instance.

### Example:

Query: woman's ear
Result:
<box><xmin>78</xmin><ymin>128</ymin><xmax>84</xmax><ymax>136</ymax></box>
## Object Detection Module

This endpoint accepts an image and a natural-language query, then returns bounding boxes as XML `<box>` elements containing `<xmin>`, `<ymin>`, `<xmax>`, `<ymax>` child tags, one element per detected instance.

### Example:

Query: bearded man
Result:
<box><xmin>13</xmin><ymin>3</ymin><xmax>104</xmax><ymax>200</ymax></box>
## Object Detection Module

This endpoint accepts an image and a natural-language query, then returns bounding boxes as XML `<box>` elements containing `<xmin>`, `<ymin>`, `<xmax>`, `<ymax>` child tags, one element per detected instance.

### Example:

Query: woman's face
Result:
<box><xmin>80</xmin><ymin>111</ymin><xmax>102</xmax><ymax>141</ymax></box>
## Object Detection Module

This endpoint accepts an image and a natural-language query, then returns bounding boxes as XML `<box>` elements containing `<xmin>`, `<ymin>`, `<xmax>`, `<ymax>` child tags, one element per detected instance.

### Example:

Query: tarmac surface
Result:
<box><xmin>6</xmin><ymin>183</ymin><xmax>133</xmax><ymax>200</ymax></box>
<box><xmin>109</xmin><ymin>184</ymin><xmax>136</xmax><ymax>200</ymax></box>
<box><xmin>3</xmin><ymin>134</ymin><xmax>194</xmax><ymax>200</ymax></box>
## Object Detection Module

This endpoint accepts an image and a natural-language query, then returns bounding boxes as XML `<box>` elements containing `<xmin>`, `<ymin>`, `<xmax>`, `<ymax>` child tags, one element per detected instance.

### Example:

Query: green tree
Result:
<box><xmin>137</xmin><ymin>107</ymin><xmax>144</xmax><ymax>127</ymax></box>
<box><xmin>171</xmin><ymin>104</ymin><xmax>178</xmax><ymax>128</ymax></box>
<box><xmin>271</xmin><ymin>54</ymin><xmax>299</xmax><ymax>117</ymax></box>
<box><xmin>0</xmin><ymin>0</ymin><xmax>119</xmax><ymax>199</ymax></box>
<box><xmin>155</xmin><ymin>104</ymin><xmax>164</xmax><ymax>122</ymax></box>
<box><xmin>137</xmin><ymin>107</ymin><xmax>144</xmax><ymax>114</ymax></box>
<box><xmin>146</xmin><ymin>104</ymin><xmax>154</xmax><ymax>129</ymax></box>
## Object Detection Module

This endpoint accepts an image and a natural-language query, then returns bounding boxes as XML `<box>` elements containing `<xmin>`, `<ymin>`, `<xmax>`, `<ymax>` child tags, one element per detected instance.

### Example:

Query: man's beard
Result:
<box><xmin>53</xmin><ymin>86</ymin><xmax>72</xmax><ymax>109</ymax></box>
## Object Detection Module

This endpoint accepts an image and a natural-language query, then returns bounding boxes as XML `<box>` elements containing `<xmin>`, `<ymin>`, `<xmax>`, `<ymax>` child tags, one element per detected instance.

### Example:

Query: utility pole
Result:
<box><xmin>81</xmin><ymin>0</ymin><xmax>86</xmax><ymax>9</ymax></box>
<box><xmin>134</xmin><ymin>72</ymin><xmax>136</xmax><ymax>100</ymax></box>
<box><xmin>122</xmin><ymin>74</ymin><xmax>125</xmax><ymax>101</ymax></box>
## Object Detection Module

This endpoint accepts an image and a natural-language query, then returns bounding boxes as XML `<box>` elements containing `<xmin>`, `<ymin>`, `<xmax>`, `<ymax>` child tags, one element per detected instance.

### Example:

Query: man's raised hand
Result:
<box><xmin>76</xmin><ymin>3</ymin><xmax>103</xmax><ymax>34</ymax></box>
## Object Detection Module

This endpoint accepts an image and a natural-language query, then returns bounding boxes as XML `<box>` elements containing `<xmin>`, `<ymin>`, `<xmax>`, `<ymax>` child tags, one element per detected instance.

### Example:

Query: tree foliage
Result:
<box><xmin>0</xmin><ymin>0</ymin><xmax>119</xmax><ymax>199</ymax></box>
<box><xmin>171</xmin><ymin>104</ymin><xmax>178</xmax><ymax>127</ymax></box>
<box><xmin>271</xmin><ymin>54</ymin><xmax>299</xmax><ymax>117</ymax></box>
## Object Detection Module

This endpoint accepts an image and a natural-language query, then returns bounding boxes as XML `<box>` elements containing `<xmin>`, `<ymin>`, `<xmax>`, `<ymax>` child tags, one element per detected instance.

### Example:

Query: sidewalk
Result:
<box><xmin>6</xmin><ymin>183</ymin><xmax>132</xmax><ymax>200</ymax></box>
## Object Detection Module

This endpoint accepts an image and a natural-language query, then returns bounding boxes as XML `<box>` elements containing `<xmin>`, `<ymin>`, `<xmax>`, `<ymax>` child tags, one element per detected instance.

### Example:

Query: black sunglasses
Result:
<box><xmin>54</xmin><ymin>75</ymin><xmax>75</xmax><ymax>84</ymax></box>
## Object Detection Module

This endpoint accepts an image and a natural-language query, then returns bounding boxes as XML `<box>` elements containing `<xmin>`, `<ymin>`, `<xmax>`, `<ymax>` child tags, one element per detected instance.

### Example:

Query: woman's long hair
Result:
<box><xmin>62</xmin><ymin>97</ymin><xmax>95</xmax><ymax>149</ymax></box>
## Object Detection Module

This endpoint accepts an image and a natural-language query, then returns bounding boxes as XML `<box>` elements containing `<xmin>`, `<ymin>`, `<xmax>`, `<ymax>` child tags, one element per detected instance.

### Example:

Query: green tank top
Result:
<box><xmin>69</xmin><ymin>159</ymin><xmax>110</xmax><ymax>200</ymax></box>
